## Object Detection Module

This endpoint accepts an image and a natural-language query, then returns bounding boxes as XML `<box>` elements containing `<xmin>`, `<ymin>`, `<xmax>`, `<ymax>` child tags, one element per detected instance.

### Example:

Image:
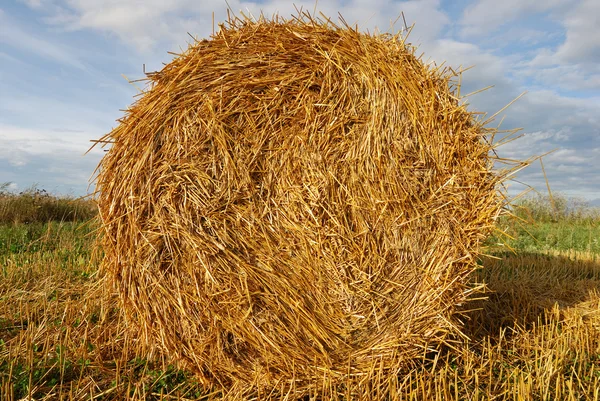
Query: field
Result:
<box><xmin>1</xmin><ymin>190</ymin><xmax>599</xmax><ymax>400</ymax></box>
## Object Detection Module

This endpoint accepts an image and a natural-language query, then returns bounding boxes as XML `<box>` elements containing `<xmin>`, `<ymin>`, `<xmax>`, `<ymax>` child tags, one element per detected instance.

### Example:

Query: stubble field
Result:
<box><xmin>1</xmin><ymin>191</ymin><xmax>599</xmax><ymax>400</ymax></box>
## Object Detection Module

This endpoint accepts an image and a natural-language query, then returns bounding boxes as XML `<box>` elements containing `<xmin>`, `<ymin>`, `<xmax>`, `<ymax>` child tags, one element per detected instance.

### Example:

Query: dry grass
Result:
<box><xmin>92</xmin><ymin>11</ymin><xmax>527</xmax><ymax>396</ymax></box>
<box><xmin>0</xmin><ymin>187</ymin><xmax>96</xmax><ymax>225</ymax></box>
<box><xmin>1</xmin><ymin>222</ymin><xmax>599</xmax><ymax>400</ymax></box>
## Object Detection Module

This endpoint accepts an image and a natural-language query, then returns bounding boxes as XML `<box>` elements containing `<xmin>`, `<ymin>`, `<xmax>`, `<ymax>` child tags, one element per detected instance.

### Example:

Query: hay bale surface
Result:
<box><xmin>95</xmin><ymin>13</ymin><xmax>503</xmax><ymax>396</ymax></box>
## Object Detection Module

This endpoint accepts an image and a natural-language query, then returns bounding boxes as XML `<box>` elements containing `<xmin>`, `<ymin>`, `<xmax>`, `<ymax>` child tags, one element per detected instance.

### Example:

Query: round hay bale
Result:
<box><xmin>95</xmin><ymin>13</ymin><xmax>504</xmax><ymax>396</ymax></box>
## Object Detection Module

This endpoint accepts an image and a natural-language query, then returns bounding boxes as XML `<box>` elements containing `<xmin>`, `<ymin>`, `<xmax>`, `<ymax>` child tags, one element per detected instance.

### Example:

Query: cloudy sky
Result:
<box><xmin>1</xmin><ymin>0</ymin><xmax>599</xmax><ymax>202</ymax></box>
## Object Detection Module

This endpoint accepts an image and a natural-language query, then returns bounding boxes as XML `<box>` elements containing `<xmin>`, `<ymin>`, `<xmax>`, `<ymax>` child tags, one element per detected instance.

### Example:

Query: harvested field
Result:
<box><xmin>1</xmin><ymin>217</ymin><xmax>599</xmax><ymax>400</ymax></box>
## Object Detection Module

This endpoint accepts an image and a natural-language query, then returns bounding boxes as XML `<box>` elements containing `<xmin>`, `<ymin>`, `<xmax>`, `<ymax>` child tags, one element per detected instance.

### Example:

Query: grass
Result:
<box><xmin>0</xmin><ymin>185</ymin><xmax>96</xmax><ymax>225</ymax></box>
<box><xmin>488</xmin><ymin>194</ymin><xmax>600</xmax><ymax>254</ymax></box>
<box><xmin>0</xmin><ymin>193</ymin><xmax>599</xmax><ymax>400</ymax></box>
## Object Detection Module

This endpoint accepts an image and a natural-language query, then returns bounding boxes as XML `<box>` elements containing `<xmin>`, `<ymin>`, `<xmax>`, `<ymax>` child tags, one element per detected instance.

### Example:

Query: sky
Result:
<box><xmin>1</xmin><ymin>0</ymin><xmax>599</xmax><ymax>203</ymax></box>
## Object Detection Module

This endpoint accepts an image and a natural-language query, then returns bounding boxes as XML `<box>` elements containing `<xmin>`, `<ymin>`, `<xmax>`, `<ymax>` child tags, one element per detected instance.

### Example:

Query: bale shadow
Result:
<box><xmin>461</xmin><ymin>251</ymin><xmax>600</xmax><ymax>342</ymax></box>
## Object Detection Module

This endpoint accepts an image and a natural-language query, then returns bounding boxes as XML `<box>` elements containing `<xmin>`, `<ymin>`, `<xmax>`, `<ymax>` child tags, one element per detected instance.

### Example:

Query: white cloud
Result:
<box><xmin>0</xmin><ymin>125</ymin><xmax>103</xmax><ymax>163</ymax></box>
<box><xmin>499</xmin><ymin>126</ymin><xmax>600</xmax><ymax>200</ymax></box>
<box><xmin>50</xmin><ymin>0</ymin><xmax>183</xmax><ymax>51</ymax></box>
<box><xmin>516</xmin><ymin>64</ymin><xmax>600</xmax><ymax>91</ymax></box>
<box><xmin>19</xmin><ymin>0</ymin><xmax>49</xmax><ymax>9</ymax></box>
<box><xmin>519</xmin><ymin>90</ymin><xmax>600</xmax><ymax>129</ymax></box>
<box><xmin>554</xmin><ymin>0</ymin><xmax>600</xmax><ymax>64</ymax></box>
<box><xmin>497</xmin><ymin>27</ymin><xmax>553</xmax><ymax>47</ymax></box>
<box><xmin>426</xmin><ymin>39</ymin><xmax>508</xmax><ymax>78</ymax></box>
<box><xmin>0</xmin><ymin>9</ymin><xmax>86</xmax><ymax>70</ymax></box>
<box><xmin>0</xmin><ymin>51</ymin><xmax>27</xmax><ymax>65</ymax></box>
<box><xmin>546</xmin><ymin>149</ymin><xmax>590</xmax><ymax>165</ymax></box>
<box><xmin>484</xmin><ymin>86</ymin><xmax>600</xmax><ymax>200</ymax></box>
<box><xmin>24</xmin><ymin>0</ymin><xmax>448</xmax><ymax>52</ymax></box>
<box><xmin>499</xmin><ymin>130</ymin><xmax>564</xmax><ymax>160</ymax></box>
<box><xmin>1</xmin><ymin>90</ymin><xmax>118</xmax><ymax>133</ymax></box>
<box><xmin>523</xmin><ymin>0</ymin><xmax>600</xmax><ymax>93</ymax></box>
<box><xmin>459</xmin><ymin>0</ymin><xmax>568</xmax><ymax>36</ymax></box>
<box><xmin>0</xmin><ymin>125</ymin><xmax>103</xmax><ymax>193</ymax></box>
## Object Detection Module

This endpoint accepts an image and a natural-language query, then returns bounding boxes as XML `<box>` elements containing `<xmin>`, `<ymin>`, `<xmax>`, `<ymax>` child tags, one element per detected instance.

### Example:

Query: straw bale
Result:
<box><xmin>94</xmin><ymin>12</ymin><xmax>506</xmax><ymax>397</ymax></box>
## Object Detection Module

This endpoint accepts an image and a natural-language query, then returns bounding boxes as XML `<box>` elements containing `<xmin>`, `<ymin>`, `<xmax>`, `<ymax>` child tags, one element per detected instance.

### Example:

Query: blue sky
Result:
<box><xmin>1</xmin><ymin>0</ymin><xmax>599</xmax><ymax>203</ymax></box>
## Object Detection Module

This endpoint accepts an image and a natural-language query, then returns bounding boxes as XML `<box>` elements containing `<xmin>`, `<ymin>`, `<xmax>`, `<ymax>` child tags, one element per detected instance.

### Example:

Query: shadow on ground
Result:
<box><xmin>461</xmin><ymin>251</ymin><xmax>600</xmax><ymax>341</ymax></box>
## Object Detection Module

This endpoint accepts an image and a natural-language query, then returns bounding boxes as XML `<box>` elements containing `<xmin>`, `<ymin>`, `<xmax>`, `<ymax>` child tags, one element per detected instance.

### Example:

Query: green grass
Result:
<box><xmin>0</xmin><ymin>221</ymin><xmax>95</xmax><ymax>256</ymax></box>
<box><xmin>488</xmin><ymin>218</ymin><xmax>600</xmax><ymax>254</ymax></box>
<box><xmin>486</xmin><ymin>193</ymin><xmax>600</xmax><ymax>255</ymax></box>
